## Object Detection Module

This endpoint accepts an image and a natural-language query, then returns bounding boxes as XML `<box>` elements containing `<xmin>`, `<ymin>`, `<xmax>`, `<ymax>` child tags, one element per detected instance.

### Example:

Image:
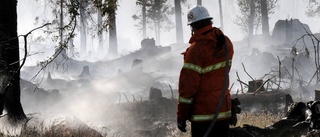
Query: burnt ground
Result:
<box><xmin>3</xmin><ymin>84</ymin><xmax>320</xmax><ymax>137</ymax></box>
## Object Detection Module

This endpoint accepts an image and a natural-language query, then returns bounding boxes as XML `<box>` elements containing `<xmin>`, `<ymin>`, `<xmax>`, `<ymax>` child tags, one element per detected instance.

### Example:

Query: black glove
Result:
<box><xmin>230</xmin><ymin>98</ymin><xmax>241</xmax><ymax>126</ymax></box>
<box><xmin>177</xmin><ymin>119</ymin><xmax>187</xmax><ymax>132</ymax></box>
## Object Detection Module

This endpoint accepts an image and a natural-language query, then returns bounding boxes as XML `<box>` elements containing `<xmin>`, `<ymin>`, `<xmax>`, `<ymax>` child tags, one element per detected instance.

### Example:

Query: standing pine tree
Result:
<box><xmin>174</xmin><ymin>0</ymin><xmax>184</xmax><ymax>43</ymax></box>
<box><xmin>80</xmin><ymin>0</ymin><xmax>89</xmax><ymax>56</ymax></box>
<box><xmin>236</xmin><ymin>0</ymin><xmax>277</xmax><ymax>38</ymax></box>
<box><xmin>261</xmin><ymin>0</ymin><xmax>270</xmax><ymax>37</ymax></box>
<box><xmin>106</xmin><ymin>0</ymin><xmax>118</xmax><ymax>57</ymax></box>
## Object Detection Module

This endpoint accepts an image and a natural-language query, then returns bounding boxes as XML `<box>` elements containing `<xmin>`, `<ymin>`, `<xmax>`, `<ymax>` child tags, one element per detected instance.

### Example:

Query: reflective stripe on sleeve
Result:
<box><xmin>182</xmin><ymin>60</ymin><xmax>232</xmax><ymax>74</ymax></box>
<box><xmin>191</xmin><ymin>110</ymin><xmax>232</xmax><ymax>121</ymax></box>
<box><xmin>183</xmin><ymin>63</ymin><xmax>202</xmax><ymax>73</ymax></box>
<box><xmin>178</xmin><ymin>96</ymin><xmax>194</xmax><ymax>104</ymax></box>
<box><xmin>201</xmin><ymin>60</ymin><xmax>232</xmax><ymax>74</ymax></box>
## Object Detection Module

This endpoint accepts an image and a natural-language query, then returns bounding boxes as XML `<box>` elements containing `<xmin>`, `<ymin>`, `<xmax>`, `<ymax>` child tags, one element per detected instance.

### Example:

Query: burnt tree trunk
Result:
<box><xmin>79</xmin><ymin>66</ymin><xmax>91</xmax><ymax>78</ymax></box>
<box><xmin>0</xmin><ymin>0</ymin><xmax>27</xmax><ymax>122</ymax></box>
<box><xmin>248</xmin><ymin>0</ymin><xmax>255</xmax><ymax>39</ymax></box>
<box><xmin>80</xmin><ymin>0</ymin><xmax>88</xmax><ymax>56</ymax></box>
<box><xmin>97</xmin><ymin>10</ymin><xmax>103</xmax><ymax>53</ymax></box>
<box><xmin>197</xmin><ymin>0</ymin><xmax>202</xmax><ymax>5</ymax></box>
<box><xmin>260</xmin><ymin>0</ymin><xmax>270</xmax><ymax>37</ymax></box>
<box><xmin>108</xmin><ymin>0</ymin><xmax>118</xmax><ymax>57</ymax></box>
<box><xmin>174</xmin><ymin>0</ymin><xmax>184</xmax><ymax>43</ymax></box>
<box><xmin>142</xmin><ymin>0</ymin><xmax>147</xmax><ymax>38</ymax></box>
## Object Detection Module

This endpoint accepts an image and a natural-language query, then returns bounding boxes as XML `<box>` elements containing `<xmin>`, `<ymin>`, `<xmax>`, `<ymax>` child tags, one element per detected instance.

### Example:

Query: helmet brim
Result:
<box><xmin>188</xmin><ymin>17</ymin><xmax>213</xmax><ymax>25</ymax></box>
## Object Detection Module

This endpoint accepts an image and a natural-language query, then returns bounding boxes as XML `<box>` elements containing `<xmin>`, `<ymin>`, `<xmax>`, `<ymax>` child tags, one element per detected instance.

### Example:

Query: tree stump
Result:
<box><xmin>131</xmin><ymin>59</ymin><xmax>143</xmax><ymax>72</ymax></box>
<box><xmin>149</xmin><ymin>87</ymin><xmax>162</xmax><ymax>100</ymax></box>
<box><xmin>79</xmin><ymin>66</ymin><xmax>91</xmax><ymax>78</ymax></box>
<box><xmin>315</xmin><ymin>90</ymin><xmax>320</xmax><ymax>101</ymax></box>
<box><xmin>47</xmin><ymin>72</ymin><xmax>52</xmax><ymax>81</ymax></box>
<box><xmin>248</xmin><ymin>80</ymin><xmax>265</xmax><ymax>93</ymax></box>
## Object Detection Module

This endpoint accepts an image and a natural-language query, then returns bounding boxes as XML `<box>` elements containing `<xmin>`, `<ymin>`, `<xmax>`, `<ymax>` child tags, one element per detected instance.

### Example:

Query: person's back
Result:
<box><xmin>177</xmin><ymin>5</ymin><xmax>234</xmax><ymax>137</ymax></box>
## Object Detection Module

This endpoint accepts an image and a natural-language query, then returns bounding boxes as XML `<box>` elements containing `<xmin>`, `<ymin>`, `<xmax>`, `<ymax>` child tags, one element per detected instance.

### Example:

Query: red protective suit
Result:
<box><xmin>177</xmin><ymin>25</ymin><xmax>234</xmax><ymax>123</ymax></box>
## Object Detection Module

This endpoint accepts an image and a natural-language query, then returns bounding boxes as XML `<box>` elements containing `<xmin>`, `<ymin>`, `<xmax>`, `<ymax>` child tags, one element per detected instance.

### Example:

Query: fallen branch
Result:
<box><xmin>268</xmin><ymin>80</ymin><xmax>284</xmax><ymax>90</ymax></box>
<box><xmin>253</xmin><ymin>78</ymin><xmax>273</xmax><ymax>95</ymax></box>
<box><xmin>236</xmin><ymin>79</ymin><xmax>259</xmax><ymax>93</ymax></box>
<box><xmin>242</xmin><ymin>63</ymin><xmax>255</xmax><ymax>81</ymax></box>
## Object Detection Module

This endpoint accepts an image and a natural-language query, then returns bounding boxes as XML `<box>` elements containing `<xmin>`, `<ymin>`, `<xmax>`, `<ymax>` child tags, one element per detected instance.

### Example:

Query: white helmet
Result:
<box><xmin>187</xmin><ymin>5</ymin><xmax>213</xmax><ymax>25</ymax></box>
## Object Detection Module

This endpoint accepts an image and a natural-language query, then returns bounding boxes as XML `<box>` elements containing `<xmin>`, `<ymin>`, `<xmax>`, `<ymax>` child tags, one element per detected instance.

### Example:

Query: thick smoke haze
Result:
<box><xmin>6</xmin><ymin>0</ymin><xmax>320</xmax><ymax>136</ymax></box>
<box><xmin>17</xmin><ymin>0</ymin><xmax>320</xmax><ymax>65</ymax></box>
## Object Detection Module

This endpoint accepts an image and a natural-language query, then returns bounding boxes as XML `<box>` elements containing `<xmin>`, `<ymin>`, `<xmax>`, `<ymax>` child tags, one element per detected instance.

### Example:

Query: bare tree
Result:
<box><xmin>0</xmin><ymin>0</ymin><xmax>27</xmax><ymax>123</ymax></box>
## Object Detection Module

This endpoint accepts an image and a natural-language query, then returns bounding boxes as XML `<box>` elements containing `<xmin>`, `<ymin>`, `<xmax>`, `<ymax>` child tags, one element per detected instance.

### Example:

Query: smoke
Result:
<box><xmin>11</xmin><ymin>0</ymin><xmax>320</xmax><ymax>136</ymax></box>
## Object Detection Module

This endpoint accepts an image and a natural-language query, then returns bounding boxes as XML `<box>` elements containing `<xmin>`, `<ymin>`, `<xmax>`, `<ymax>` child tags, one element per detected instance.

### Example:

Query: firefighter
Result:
<box><xmin>177</xmin><ymin>5</ymin><xmax>234</xmax><ymax>137</ymax></box>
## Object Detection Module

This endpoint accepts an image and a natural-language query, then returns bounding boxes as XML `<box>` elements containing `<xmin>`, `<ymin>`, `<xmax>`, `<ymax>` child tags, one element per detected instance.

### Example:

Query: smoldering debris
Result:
<box><xmin>229</xmin><ymin>99</ymin><xmax>320</xmax><ymax>137</ymax></box>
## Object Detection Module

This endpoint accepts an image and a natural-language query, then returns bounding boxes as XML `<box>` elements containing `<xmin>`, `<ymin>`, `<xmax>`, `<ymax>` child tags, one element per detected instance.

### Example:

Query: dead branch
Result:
<box><xmin>268</xmin><ymin>80</ymin><xmax>283</xmax><ymax>90</ymax></box>
<box><xmin>241</xmin><ymin>63</ymin><xmax>255</xmax><ymax>81</ymax></box>
<box><xmin>9</xmin><ymin>23</ymin><xmax>52</xmax><ymax>72</ymax></box>
<box><xmin>237</xmin><ymin>79</ymin><xmax>249</xmax><ymax>87</ymax></box>
<box><xmin>277</xmin><ymin>56</ymin><xmax>281</xmax><ymax>91</ymax></box>
<box><xmin>253</xmin><ymin>78</ymin><xmax>273</xmax><ymax>95</ymax></box>
<box><xmin>290</xmin><ymin>57</ymin><xmax>295</xmax><ymax>89</ymax></box>
<box><xmin>266</xmin><ymin>82</ymin><xmax>270</xmax><ymax>91</ymax></box>
<box><xmin>283</xmin><ymin>67</ymin><xmax>293</xmax><ymax>80</ymax></box>
<box><xmin>308</xmin><ymin>67</ymin><xmax>320</xmax><ymax>86</ymax></box>
<box><xmin>123</xmin><ymin>93</ymin><xmax>130</xmax><ymax>102</ymax></box>
<box><xmin>1</xmin><ymin>23</ymin><xmax>52</xmax><ymax>104</ymax></box>
<box><xmin>236</xmin><ymin>89</ymin><xmax>239</xmax><ymax>96</ymax></box>
<box><xmin>132</xmin><ymin>95</ymin><xmax>137</xmax><ymax>102</ymax></box>
<box><xmin>229</xmin><ymin>83</ymin><xmax>234</xmax><ymax>91</ymax></box>
<box><xmin>236</xmin><ymin>71</ymin><xmax>244</xmax><ymax>94</ymax></box>
<box><xmin>295</xmin><ymin>67</ymin><xmax>307</xmax><ymax>87</ymax></box>
<box><xmin>31</xmin><ymin>16</ymin><xmax>77</xmax><ymax>81</ymax></box>
<box><xmin>294</xmin><ymin>22</ymin><xmax>320</xmax><ymax>84</ymax></box>
<box><xmin>299</xmin><ymin>21</ymin><xmax>320</xmax><ymax>42</ymax></box>
<box><xmin>168</xmin><ymin>84</ymin><xmax>174</xmax><ymax>99</ymax></box>
<box><xmin>236</xmin><ymin>79</ymin><xmax>260</xmax><ymax>93</ymax></box>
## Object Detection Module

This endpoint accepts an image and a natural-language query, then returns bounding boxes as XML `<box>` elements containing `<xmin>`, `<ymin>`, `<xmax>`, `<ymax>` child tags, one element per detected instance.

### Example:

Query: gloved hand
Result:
<box><xmin>230</xmin><ymin>98</ymin><xmax>241</xmax><ymax>126</ymax></box>
<box><xmin>177</xmin><ymin>119</ymin><xmax>187</xmax><ymax>132</ymax></box>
